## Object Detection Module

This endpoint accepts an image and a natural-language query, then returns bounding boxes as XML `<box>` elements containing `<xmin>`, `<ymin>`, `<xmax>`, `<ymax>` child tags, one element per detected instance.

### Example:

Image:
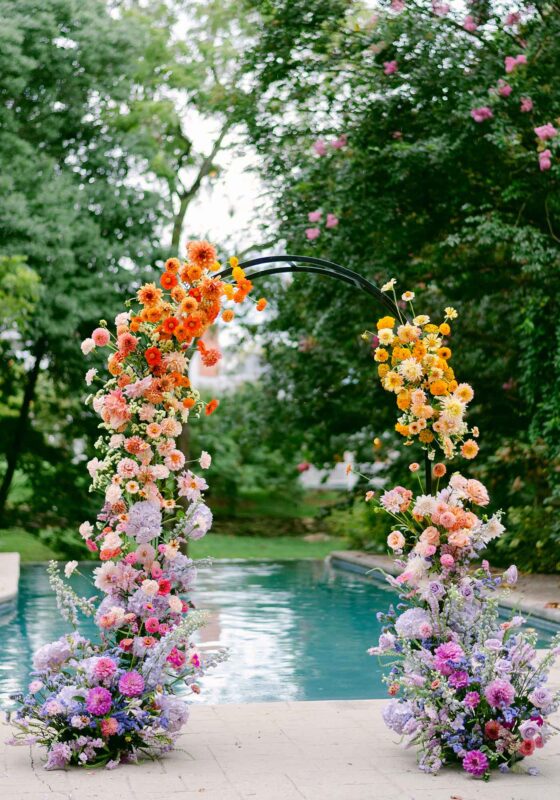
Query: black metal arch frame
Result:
<box><xmin>216</xmin><ymin>254</ymin><xmax>432</xmax><ymax>492</ymax></box>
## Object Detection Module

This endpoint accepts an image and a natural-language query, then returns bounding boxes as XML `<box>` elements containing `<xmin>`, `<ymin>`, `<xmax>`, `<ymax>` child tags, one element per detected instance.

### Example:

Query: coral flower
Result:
<box><xmin>461</xmin><ymin>439</ymin><xmax>479</xmax><ymax>459</ymax></box>
<box><xmin>187</xmin><ymin>240</ymin><xmax>217</xmax><ymax>269</ymax></box>
<box><xmin>100</xmin><ymin>718</ymin><xmax>119</xmax><ymax>738</ymax></box>
<box><xmin>162</xmin><ymin>316</ymin><xmax>180</xmax><ymax>335</ymax></box>
<box><xmin>256</xmin><ymin>298</ymin><xmax>267</xmax><ymax>311</ymax></box>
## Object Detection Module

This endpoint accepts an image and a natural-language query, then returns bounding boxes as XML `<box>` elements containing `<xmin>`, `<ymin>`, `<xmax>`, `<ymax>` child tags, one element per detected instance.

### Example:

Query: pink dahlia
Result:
<box><xmin>462</xmin><ymin>749</ymin><xmax>489</xmax><ymax>777</ymax></box>
<box><xmin>86</xmin><ymin>686</ymin><xmax>112</xmax><ymax>716</ymax></box>
<box><xmin>118</xmin><ymin>671</ymin><xmax>145</xmax><ymax>697</ymax></box>
<box><xmin>92</xmin><ymin>327</ymin><xmax>110</xmax><ymax>347</ymax></box>
<box><xmin>93</xmin><ymin>657</ymin><xmax>117</xmax><ymax>681</ymax></box>
<box><xmin>485</xmin><ymin>678</ymin><xmax>515</xmax><ymax>708</ymax></box>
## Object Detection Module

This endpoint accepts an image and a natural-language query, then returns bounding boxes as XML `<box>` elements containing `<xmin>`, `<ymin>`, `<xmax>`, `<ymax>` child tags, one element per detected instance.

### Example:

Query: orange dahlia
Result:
<box><xmin>187</xmin><ymin>240</ymin><xmax>217</xmax><ymax>269</ymax></box>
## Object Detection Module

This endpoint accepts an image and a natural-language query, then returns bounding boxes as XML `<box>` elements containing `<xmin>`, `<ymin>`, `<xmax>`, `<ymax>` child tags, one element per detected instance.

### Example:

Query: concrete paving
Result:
<box><xmin>0</xmin><ymin>553</ymin><xmax>19</xmax><ymax>606</ymax></box>
<box><xmin>2</xmin><ymin>697</ymin><xmax>560</xmax><ymax>800</ymax></box>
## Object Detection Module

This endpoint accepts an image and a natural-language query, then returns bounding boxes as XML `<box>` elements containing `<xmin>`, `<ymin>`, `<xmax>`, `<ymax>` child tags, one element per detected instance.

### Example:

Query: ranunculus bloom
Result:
<box><xmin>387</xmin><ymin>531</ymin><xmax>406</xmax><ymax>550</ymax></box>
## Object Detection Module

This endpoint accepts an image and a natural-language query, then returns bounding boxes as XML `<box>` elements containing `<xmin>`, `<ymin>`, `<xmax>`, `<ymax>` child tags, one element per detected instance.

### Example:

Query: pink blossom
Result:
<box><xmin>471</xmin><ymin>106</ymin><xmax>493</xmax><ymax>123</ymax></box>
<box><xmin>505</xmin><ymin>12</ymin><xmax>521</xmax><ymax>26</ymax></box>
<box><xmin>118</xmin><ymin>671</ymin><xmax>145</xmax><ymax>697</ymax></box>
<box><xmin>330</xmin><ymin>134</ymin><xmax>347</xmax><ymax>149</ymax></box>
<box><xmin>313</xmin><ymin>139</ymin><xmax>327</xmax><ymax>156</ymax></box>
<box><xmin>535</xmin><ymin>123</ymin><xmax>557</xmax><ymax>141</ymax></box>
<box><xmin>520</xmin><ymin>96</ymin><xmax>533</xmax><ymax>113</ymax></box>
<box><xmin>505</xmin><ymin>54</ymin><xmax>527</xmax><ymax>73</ymax></box>
<box><xmin>326</xmin><ymin>213</ymin><xmax>339</xmax><ymax>229</ymax></box>
<box><xmin>432</xmin><ymin>1</ymin><xmax>450</xmax><ymax>16</ymax></box>
<box><xmin>308</xmin><ymin>210</ymin><xmax>322</xmax><ymax>223</ymax></box>
<box><xmin>383</xmin><ymin>60</ymin><xmax>398</xmax><ymax>76</ymax></box>
<box><xmin>539</xmin><ymin>150</ymin><xmax>552</xmax><ymax>171</ymax></box>
<box><xmin>497</xmin><ymin>80</ymin><xmax>512</xmax><ymax>98</ymax></box>
<box><xmin>463</xmin><ymin>15</ymin><xmax>477</xmax><ymax>32</ymax></box>
<box><xmin>81</xmin><ymin>337</ymin><xmax>95</xmax><ymax>355</ymax></box>
<box><xmin>305</xmin><ymin>227</ymin><xmax>320</xmax><ymax>240</ymax></box>
<box><xmin>440</xmin><ymin>553</ymin><xmax>454</xmax><ymax>568</ymax></box>
<box><xmin>390</xmin><ymin>0</ymin><xmax>405</xmax><ymax>11</ymax></box>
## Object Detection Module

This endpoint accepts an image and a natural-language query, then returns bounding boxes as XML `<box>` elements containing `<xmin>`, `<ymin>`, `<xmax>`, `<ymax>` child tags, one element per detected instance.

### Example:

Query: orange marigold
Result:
<box><xmin>160</xmin><ymin>271</ymin><xmax>178</xmax><ymax>290</ymax></box>
<box><xmin>222</xmin><ymin>309</ymin><xmax>235</xmax><ymax>323</ymax></box>
<box><xmin>182</xmin><ymin>397</ymin><xmax>196</xmax><ymax>409</ymax></box>
<box><xmin>181</xmin><ymin>296</ymin><xmax>198</xmax><ymax>314</ymax></box>
<box><xmin>429</xmin><ymin>380</ymin><xmax>448</xmax><ymax>396</ymax></box>
<box><xmin>439</xmin><ymin>322</ymin><xmax>451</xmax><ymax>336</ymax></box>
<box><xmin>419</xmin><ymin>429</ymin><xmax>434</xmax><ymax>443</ymax></box>
<box><xmin>137</xmin><ymin>283</ymin><xmax>162</xmax><ymax>307</ymax></box>
<box><xmin>185</xmin><ymin>265</ymin><xmax>203</xmax><ymax>284</ymax></box>
<box><xmin>171</xmin><ymin>286</ymin><xmax>186</xmax><ymax>303</ymax></box>
<box><xmin>461</xmin><ymin>439</ymin><xmax>479</xmax><ymax>460</ymax></box>
<box><xmin>183</xmin><ymin>314</ymin><xmax>204</xmax><ymax>338</ymax></box>
<box><xmin>438</xmin><ymin>347</ymin><xmax>452</xmax><ymax>360</ymax></box>
<box><xmin>187</xmin><ymin>240</ymin><xmax>217</xmax><ymax>269</ymax></box>
<box><xmin>256</xmin><ymin>298</ymin><xmax>267</xmax><ymax>312</ymax></box>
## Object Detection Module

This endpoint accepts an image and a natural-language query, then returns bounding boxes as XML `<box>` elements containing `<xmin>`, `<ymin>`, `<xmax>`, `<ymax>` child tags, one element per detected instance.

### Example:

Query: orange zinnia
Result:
<box><xmin>180</xmin><ymin>296</ymin><xmax>198</xmax><ymax>314</ymax></box>
<box><xmin>205</xmin><ymin>398</ymin><xmax>219</xmax><ymax>416</ymax></box>
<box><xmin>144</xmin><ymin>306</ymin><xmax>163</xmax><ymax>324</ymax></box>
<box><xmin>183</xmin><ymin>314</ymin><xmax>204</xmax><ymax>338</ymax></box>
<box><xmin>161</xmin><ymin>316</ymin><xmax>180</xmax><ymax>336</ymax></box>
<box><xmin>186</xmin><ymin>265</ymin><xmax>203</xmax><ymax>284</ymax></box>
<box><xmin>182</xmin><ymin>397</ymin><xmax>196</xmax><ymax>409</ymax></box>
<box><xmin>144</xmin><ymin>347</ymin><xmax>162</xmax><ymax>368</ymax></box>
<box><xmin>187</xmin><ymin>239</ymin><xmax>217</xmax><ymax>269</ymax></box>
<box><xmin>160</xmin><ymin>271</ymin><xmax>178</xmax><ymax>290</ymax></box>
<box><xmin>137</xmin><ymin>283</ymin><xmax>162</xmax><ymax>307</ymax></box>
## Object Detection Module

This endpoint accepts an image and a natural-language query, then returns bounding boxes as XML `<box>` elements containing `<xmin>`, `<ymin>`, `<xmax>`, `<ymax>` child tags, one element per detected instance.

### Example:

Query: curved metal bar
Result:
<box><xmin>215</xmin><ymin>254</ymin><xmax>401</xmax><ymax>318</ymax></box>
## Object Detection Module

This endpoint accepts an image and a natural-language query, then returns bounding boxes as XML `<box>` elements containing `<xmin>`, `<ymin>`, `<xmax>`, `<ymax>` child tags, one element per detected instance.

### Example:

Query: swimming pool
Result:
<box><xmin>1</xmin><ymin>560</ymin><xmax>555</xmax><ymax>709</ymax></box>
<box><xmin>0</xmin><ymin>560</ymin><xmax>400</xmax><ymax>707</ymax></box>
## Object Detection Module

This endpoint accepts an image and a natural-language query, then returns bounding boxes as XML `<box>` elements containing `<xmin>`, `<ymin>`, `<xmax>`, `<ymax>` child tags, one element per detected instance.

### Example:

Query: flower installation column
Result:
<box><xmin>9</xmin><ymin>241</ymin><xmax>266</xmax><ymax>769</ymax></box>
<box><xmin>366</xmin><ymin>283</ymin><xmax>560</xmax><ymax>780</ymax></box>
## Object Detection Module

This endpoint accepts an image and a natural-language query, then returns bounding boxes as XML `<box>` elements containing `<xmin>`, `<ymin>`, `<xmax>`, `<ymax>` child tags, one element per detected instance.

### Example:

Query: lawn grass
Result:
<box><xmin>0</xmin><ymin>528</ymin><xmax>61</xmax><ymax>561</ymax></box>
<box><xmin>0</xmin><ymin>526</ymin><xmax>347</xmax><ymax>562</ymax></box>
<box><xmin>190</xmin><ymin>533</ymin><xmax>347</xmax><ymax>560</ymax></box>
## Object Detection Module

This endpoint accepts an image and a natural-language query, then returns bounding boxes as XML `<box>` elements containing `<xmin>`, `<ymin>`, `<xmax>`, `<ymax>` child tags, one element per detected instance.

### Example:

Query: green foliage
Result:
<box><xmin>242</xmin><ymin>1</ymin><xmax>560</xmax><ymax>571</ymax></box>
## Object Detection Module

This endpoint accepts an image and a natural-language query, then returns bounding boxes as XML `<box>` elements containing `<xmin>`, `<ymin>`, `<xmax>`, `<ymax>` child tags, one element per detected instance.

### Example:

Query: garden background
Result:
<box><xmin>1</xmin><ymin>0</ymin><xmax>559</xmax><ymax>572</ymax></box>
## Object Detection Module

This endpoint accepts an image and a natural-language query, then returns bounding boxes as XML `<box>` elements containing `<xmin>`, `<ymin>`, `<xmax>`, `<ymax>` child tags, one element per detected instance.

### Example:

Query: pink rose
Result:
<box><xmin>520</xmin><ymin>97</ymin><xmax>533</xmax><ymax>113</ymax></box>
<box><xmin>535</xmin><ymin>124</ymin><xmax>557</xmax><ymax>141</ymax></box>
<box><xmin>383</xmin><ymin>60</ymin><xmax>398</xmax><ymax>76</ymax></box>
<box><xmin>387</xmin><ymin>530</ymin><xmax>406</xmax><ymax>550</ymax></box>
<box><xmin>313</xmin><ymin>139</ymin><xmax>327</xmax><ymax>156</ymax></box>
<box><xmin>471</xmin><ymin>106</ymin><xmax>493</xmax><ymax>123</ymax></box>
<box><xmin>305</xmin><ymin>227</ymin><xmax>320</xmax><ymax>240</ymax></box>
<box><xmin>308</xmin><ymin>210</ymin><xmax>322</xmax><ymax>223</ymax></box>
<box><xmin>497</xmin><ymin>81</ymin><xmax>512</xmax><ymax>98</ymax></box>
<box><xmin>330</xmin><ymin>134</ymin><xmax>347</xmax><ymax>149</ymax></box>
<box><xmin>440</xmin><ymin>553</ymin><xmax>454</xmax><ymax>568</ymax></box>
<box><xmin>463</xmin><ymin>15</ymin><xmax>477</xmax><ymax>32</ymax></box>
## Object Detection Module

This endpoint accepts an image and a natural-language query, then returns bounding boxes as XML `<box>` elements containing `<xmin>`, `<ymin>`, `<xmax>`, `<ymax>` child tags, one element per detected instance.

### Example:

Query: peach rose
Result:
<box><xmin>447</xmin><ymin>529</ymin><xmax>471</xmax><ymax>548</ymax></box>
<box><xmin>387</xmin><ymin>531</ymin><xmax>406</xmax><ymax>550</ymax></box>
<box><xmin>420</xmin><ymin>526</ymin><xmax>440</xmax><ymax>546</ymax></box>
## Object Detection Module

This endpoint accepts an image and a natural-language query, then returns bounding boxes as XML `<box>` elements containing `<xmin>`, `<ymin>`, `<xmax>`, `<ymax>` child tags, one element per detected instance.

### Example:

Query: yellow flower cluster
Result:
<box><xmin>370</xmin><ymin>301</ymin><xmax>478</xmax><ymax>460</ymax></box>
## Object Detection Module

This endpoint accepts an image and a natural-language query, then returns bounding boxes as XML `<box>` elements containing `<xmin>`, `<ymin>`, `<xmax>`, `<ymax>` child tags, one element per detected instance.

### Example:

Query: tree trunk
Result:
<box><xmin>0</xmin><ymin>339</ymin><xmax>46</xmax><ymax>523</ymax></box>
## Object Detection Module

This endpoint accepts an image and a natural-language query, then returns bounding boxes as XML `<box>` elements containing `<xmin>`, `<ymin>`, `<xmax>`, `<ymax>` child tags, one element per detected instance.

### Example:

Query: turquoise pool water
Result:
<box><xmin>0</xmin><ymin>560</ymin><xmax>399</xmax><ymax>706</ymax></box>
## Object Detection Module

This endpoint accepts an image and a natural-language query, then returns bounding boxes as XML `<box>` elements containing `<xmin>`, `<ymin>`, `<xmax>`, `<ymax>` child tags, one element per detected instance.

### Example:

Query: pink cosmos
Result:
<box><xmin>326</xmin><ymin>213</ymin><xmax>339</xmax><ymax>229</ymax></box>
<box><xmin>313</xmin><ymin>139</ymin><xmax>327</xmax><ymax>156</ymax></box>
<box><xmin>520</xmin><ymin>97</ymin><xmax>533</xmax><ymax>113</ymax></box>
<box><xmin>471</xmin><ymin>106</ymin><xmax>493</xmax><ymax>123</ymax></box>
<box><xmin>383</xmin><ymin>60</ymin><xmax>398</xmax><ymax>76</ymax></box>
<box><xmin>463</xmin><ymin>15</ymin><xmax>477</xmax><ymax>32</ymax></box>
<box><xmin>305</xmin><ymin>227</ymin><xmax>320</xmax><ymax>240</ymax></box>
<box><xmin>539</xmin><ymin>149</ymin><xmax>552</xmax><ymax>171</ymax></box>
<box><xmin>535</xmin><ymin>123</ymin><xmax>557</xmax><ymax>141</ymax></box>
<box><xmin>118</xmin><ymin>671</ymin><xmax>145</xmax><ymax>697</ymax></box>
<box><xmin>308</xmin><ymin>210</ymin><xmax>322</xmax><ymax>223</ymax></box>
<box><xmin>92</xmin><ymin>327</ymin><xmax>110</xmax><ymax>347</ymax></box>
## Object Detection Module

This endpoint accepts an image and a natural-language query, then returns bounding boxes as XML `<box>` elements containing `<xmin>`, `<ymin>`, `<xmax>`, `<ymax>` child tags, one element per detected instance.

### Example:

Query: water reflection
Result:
<box><xmin>0</xmin><ymin>561</ymin><xmax>398</xmax><ymax>706</ymax></box>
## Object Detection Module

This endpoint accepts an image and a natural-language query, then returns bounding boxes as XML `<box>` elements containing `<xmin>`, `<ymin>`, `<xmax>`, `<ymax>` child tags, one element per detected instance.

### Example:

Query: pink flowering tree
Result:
<box><xmin>243</xmin><ymin>0</ymin><xmax>560</xmax><ymax>572</ymax></box>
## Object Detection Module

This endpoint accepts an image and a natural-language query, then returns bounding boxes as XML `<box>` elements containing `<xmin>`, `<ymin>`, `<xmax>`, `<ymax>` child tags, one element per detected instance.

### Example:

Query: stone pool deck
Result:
<box><xmin>329</xmin><ymin>550</ymin><xmax>560</xmax><ymax>625</ymax></box>
<box><xmin>3</xmin><ymin>691</ymin><xmax>560</xmax><ymax>800</ymax></box>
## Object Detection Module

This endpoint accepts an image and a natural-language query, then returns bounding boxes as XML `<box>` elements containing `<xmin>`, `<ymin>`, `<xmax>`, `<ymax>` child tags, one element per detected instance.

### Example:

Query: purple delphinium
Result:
<box><xmin>463</xmin><ymin>749</ymin><xmax>489</xmax><ymax>777</ymax></box>
<box><xmin>85</xmin><ymin>687</ymin><xmax>112</xmax><ymax>716</ymax></box>
<box><xmin>45</xmin><ymin>742</ymin><xmax>72</xmax><ymax>770</ymax></box>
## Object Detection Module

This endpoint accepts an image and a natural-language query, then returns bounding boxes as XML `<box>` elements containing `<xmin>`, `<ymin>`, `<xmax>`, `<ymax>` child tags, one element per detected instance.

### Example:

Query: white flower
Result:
<box><xmin>79</xmin><ymin>521</ymin><xmax>94</xmax><ymax>540</ymax></box>
<box><xmin>80</xmin><ymin>338</ymin><xmax>95</xmax><ymax>355</ymax></box>
<box><xmin>105</xmin><ymin>484</ymin><xmax>122</xmax><ymax>504</ymax></box>
<box><xmin>115</xmin><ymin>311</ymin><xmax>130</xmax><ymax>326</ymax></box>
<box><xmin>168</xmin><ymin>595</ymin><xmax>182</xmax><ymax>613</ymax></box>
<box><xmin>381</xmin><ymin>278</ymin><xmax>396</xmax><ymax>292</ymax></box>
<box><xmin>142</xmin><ymin>579</ymin><xmax>159</xmax><ymax>596</ymax></box>
<box><xmin>85</xmin><ymin>368</ymin><xmax>97</xmax><ymax>386</ymax></box>
<box><xmin>377</xmin><ymin>328</ymin><xmax>395</xmax><ymax>346</ymax></box>
<box><xmin>398</xmin><ymin>358</ymin><xmax>423</xmax><ymax>382</ymax></box>
<box><xmin>413</xmin><ymin>315</ymin><xmax>430</xmax><ymax>326</ymax></box>
<box><xmin>440</xmin><ymin>396</ymin><xmax>466</xmax><ymax>418</ymax></box>
<box><xmin>401</xmin><ymin>291</ymin><xmax>415</xmax><ymax>302</ymax></box>
<box><xmin>199</xmin><ymin>451</ymin><xmax>212</xmax><ymax>470</ymax></box>
<box><xmin>412</xmin><ymin>495</ymin><xmax>437</xmax><ymax>517</ymax></box>
<box><xmin>481</xmin><ymin>515</ymin><xmax>505</xmax><ymax>542</ymax></box>
<box><xmin>444</xmin><ymin>306</ymin><xmax>458</xmax><ymax>319</ymax></box>
<box><xmin>64</xmin><ymin>561</ymin><xmax>78</xmax><ymax>578</ymax></box>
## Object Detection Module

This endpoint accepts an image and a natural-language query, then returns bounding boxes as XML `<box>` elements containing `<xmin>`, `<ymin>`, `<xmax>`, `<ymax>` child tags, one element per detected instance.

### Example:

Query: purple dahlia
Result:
<box><xmin>462</xmin><ymin>749</ymin><xmax>489</xmax><ymax>777</ymax></box>
<box><xmin>86</xmin><ymin>686</ymin><xmax>112</xmax><ymax>716</ymax></box>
